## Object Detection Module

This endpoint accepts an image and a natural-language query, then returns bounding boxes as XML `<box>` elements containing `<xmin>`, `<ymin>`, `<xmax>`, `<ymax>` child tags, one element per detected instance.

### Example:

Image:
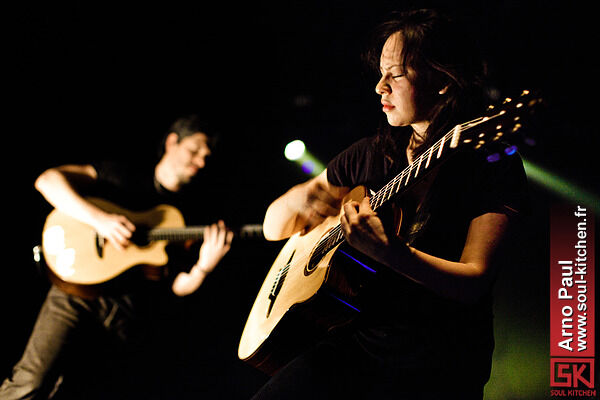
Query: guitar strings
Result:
<box><xmin>272</xmin><ymin>97</ymin><xmax>527</xmax><ymax>281</ymax></box>
<box><xmin>149</xmin><ymin>227</ymin><xmax>206</xmax><ymax>241</ymax></box>
<box><xmin>295</xmin><ymin>123</ymin><xmax>468</xmax><ymax>265</ymax></box>
<box><xmin>307</xmin><ymin>107</ymin><xmax>519</xmax><ymax>259</ymax></box>
<box><xmin>372</xmin><ymin>107</ymin><xmax>519</xmax><ymax>211</ymax></box>
<box><xmin>148</xmin><ymin>225</ymin><xmax>263</xmax><ymax>241</ymax></box>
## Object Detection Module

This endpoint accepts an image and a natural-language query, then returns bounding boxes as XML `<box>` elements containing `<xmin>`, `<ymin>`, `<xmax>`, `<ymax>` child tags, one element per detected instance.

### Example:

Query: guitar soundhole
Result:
<box><xmin>304</xmin><ymin>244</ymin><xmax>324</xmax><ymax>276</ymax></box>
<box><xmin>304</xmin><ymin>227</ymin><xmax>338</xmax><ymax>276</ymax></box>
<box><xmin>131</xmin><ymin>228</ymin><xmax>151</xmax><ymax>247</ymax></box>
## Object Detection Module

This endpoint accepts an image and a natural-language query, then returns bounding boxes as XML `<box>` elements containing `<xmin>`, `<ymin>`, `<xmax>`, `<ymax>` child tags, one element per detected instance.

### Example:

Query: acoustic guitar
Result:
<box><xmin>238</xmin><ymin>90</ymin><xmax>542</xmax><ymax>374</ymax></box>
<box><xmin>41</xmin><ymin>197</ymin><xmax>263</xmax><ymax>297</ymax></box>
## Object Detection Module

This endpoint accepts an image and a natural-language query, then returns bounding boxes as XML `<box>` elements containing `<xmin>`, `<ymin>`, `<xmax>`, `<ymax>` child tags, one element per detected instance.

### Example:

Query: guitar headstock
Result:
<box><xmin>454</xmin><ymin>89</ymin><xmax>543</xmax><ymax>158</ymax></box>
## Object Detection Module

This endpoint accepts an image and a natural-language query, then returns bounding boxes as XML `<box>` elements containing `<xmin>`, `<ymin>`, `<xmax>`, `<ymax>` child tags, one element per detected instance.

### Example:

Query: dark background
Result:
<box><xmin>3</xmin><ymin>1</ymin><xmax>598</xmax><ymax>399</ymax></box>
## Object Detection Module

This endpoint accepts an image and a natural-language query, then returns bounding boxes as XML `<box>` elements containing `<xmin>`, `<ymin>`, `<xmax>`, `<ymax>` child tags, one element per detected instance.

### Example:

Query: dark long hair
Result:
<box><xmin>364</xmin><ymin>9</ymin><xmax>488</xmax><ymax>161</ymax></box>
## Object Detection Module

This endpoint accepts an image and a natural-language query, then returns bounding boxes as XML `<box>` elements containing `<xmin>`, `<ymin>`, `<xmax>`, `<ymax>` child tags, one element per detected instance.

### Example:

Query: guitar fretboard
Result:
<box><xmin>148</xmin><ymin>225</ymin><xmax>263</xmax><ymax>241</ymax></box>
<box><xmin>311</xmin><ymin>90</ymin><xmax>538</xmax><ymax>260</ymax></box>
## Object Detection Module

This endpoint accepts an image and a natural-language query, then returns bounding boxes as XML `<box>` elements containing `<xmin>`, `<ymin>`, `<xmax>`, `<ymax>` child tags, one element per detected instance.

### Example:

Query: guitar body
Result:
<box><xmin>42</xmin><ymin>197</ymin><xmax>185</xmax><ymax>295</ymax></box>
<box><xmin>238</xmin><ymin>187</ymin><xmax>380</xmax><ymax>374</ymax></box>
<box><xmin>238</xmin><ymin>89</ymin><xmax>541</xmax><ymax>375</ymax></box>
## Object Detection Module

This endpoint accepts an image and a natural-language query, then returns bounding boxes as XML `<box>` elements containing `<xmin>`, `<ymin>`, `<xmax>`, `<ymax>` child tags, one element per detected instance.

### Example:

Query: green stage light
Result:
<box><xmin>522</xmin><ymin>158</ymin><xmax>599</xmax><ymax>212</ymax></box>
<box><xmin>284</xmin><ymin>140</ymin><xmax>306</xmax><ymax>161</ymax></box>
<box><xmin>284</xmin><ymin>139</ymin><xmax>325</xmax><ymax>177</ymax></box>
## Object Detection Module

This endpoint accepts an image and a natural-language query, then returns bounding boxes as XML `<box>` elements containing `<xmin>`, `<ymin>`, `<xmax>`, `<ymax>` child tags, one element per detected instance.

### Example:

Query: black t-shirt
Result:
<box><xmin>326</xmin><ymin>133</ymin><xmax>529</xmax><ymax>380</ymax></box>
<box><xmin>91</xmin><ymin>158</ymin><xmax>208</xmax><ymax>220</ymax></box>
<box><xmin>88</xmin><ymin>157</ymin><xmax>208</xmax><ymax>289</ymax></box>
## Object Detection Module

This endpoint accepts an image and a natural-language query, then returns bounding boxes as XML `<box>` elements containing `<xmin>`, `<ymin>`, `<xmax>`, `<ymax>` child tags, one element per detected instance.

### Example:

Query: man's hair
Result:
<box><xmin>168</xmin><ymin>114</ymin><xmax>218</xmax><ymax>145</ymax></box>
<box><xmin>157</xmin><ymin>114</ymin><xmax>219</xmax><ymax>158</ymax></box>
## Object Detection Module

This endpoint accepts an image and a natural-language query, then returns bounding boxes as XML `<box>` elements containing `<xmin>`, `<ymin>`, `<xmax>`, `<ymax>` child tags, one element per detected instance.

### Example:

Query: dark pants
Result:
<box><xmin>0</xmin><ymin>285</ymin><xmax>141</xmax><ymax>400</ymax></box>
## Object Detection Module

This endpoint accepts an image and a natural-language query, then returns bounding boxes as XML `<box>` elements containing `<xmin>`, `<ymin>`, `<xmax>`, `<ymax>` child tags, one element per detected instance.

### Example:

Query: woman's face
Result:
<box><xmin>375</xmin><ymin>32</ymin><xmax>430</xmax><ymax>134</ymax></box>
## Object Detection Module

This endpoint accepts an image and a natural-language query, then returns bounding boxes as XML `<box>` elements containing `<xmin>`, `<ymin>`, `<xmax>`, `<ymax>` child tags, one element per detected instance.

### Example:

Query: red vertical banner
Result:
<box><xmin>550</xmin><ymin>203</ymin><xmax>596</xmax><ymax>394</ymax></box>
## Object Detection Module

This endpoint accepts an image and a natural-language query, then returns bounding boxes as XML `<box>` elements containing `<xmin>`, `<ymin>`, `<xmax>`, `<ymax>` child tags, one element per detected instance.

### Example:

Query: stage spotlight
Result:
<box><xmin>284</xmin><ymin>140</ymin><xmax>306</xmax><ymax>161</ymax></box>
<box><xmin>522</xmin><ymin>158</ymin><xmax>599</xmax><ymax>213</ymax></box>
<box><xmin>301</xmin><ymin>160</ymin><xmax>316</xmax><ymax>174</ymax></box>
<box><xmin>284</xmin><ymin>139</ymin><xmax>325</xmax><ymax>177</ymax></box>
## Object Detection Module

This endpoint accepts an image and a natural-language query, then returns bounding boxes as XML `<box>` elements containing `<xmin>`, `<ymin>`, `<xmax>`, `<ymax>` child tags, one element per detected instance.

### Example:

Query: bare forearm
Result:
<box><xmin>377</xmin><ymin>242</ymin><xmax>492</xmax><ymax>303</ymax></box>
<box><xmin>263</xmin><ymin>170</ymin><xmax>349</xmax><ymax>241</ymax></box>
<box><xmin>171</xmin><ymin>264</ymin><xmax>209</xmax><ymax>296</ymax></box>
<box><xmin>263</xmin><ymin>189</ymin><xmax>302</xmax><ymax>241</ymax></box>
<box><xmin>343</xmin><ymin>205</ymin><xmax>509</xmax><ymax>304</ymax></box>
<box><xmin>35</xmin><ymin>166</ymin><xmax>105</xmax><ymax>226</ymax></box>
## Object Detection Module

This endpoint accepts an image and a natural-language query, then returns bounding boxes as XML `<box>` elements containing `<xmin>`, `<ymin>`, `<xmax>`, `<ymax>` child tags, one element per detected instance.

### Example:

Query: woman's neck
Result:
<box><xmin>406</xmin><ymin>124</ymin><xmax>429</xmax><ymax>164</ymax></box>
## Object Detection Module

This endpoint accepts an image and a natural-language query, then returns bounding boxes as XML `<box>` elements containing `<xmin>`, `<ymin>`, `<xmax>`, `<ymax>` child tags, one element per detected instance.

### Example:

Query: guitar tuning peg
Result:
<box><xmin>503</xmin><ymin>97</ymin><xmax>512</xmax><ymax>104</ymax></box>
<box><xmin>474</xmin><ymin>140</ymin><xmax>486</xmax><ymax>150</ymax></box>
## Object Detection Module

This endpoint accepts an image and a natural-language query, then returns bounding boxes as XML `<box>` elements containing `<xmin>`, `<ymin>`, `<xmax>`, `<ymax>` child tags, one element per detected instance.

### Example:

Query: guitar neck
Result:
<box><xmin>369</xmin><ymin>124</ymin><xmax>463</xmax><ymax>211</ymax></box>
<box><xmin>147</xmin><ymin>224</ymin><xmax>263</xmax><ymax>242</ymax></box>
<box><xmin>315</xmin><ymin>125</ymin><xmax>464</xmax><ymax>256</ymax></box>
<box><xmin>313</xmin><ymin>90</ymin><xmax>541</xmax><ymax>257</ymax></box>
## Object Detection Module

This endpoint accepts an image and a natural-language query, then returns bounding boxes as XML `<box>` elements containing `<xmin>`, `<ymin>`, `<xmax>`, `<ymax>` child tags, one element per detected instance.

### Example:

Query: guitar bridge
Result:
<box><xmin>266</xmin><ymin>250</ymin><xmax>294</xmax><ymax>318</ymax></box>
<box><xmin>95</xmin><ymin>233</ymin><xmax>105</xmax><ymax>258</ymax></box>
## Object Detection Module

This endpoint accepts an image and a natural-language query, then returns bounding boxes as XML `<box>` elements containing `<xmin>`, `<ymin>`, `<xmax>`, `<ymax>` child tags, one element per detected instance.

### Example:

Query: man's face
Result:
<box><xmin>165</xmin><ymin>132</ymin><xmax>212</xmax><ymax>185</ymax></box>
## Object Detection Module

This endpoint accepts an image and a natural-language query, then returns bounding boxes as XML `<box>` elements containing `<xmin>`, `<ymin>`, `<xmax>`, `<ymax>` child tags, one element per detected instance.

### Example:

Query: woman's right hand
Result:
<box><xmin>263</xmin><ymin>170</ymin><xmax>349</xmax><ymax>240</ymax></box>
<box><xmin>287</xmin><ymin>177</ymin><xmax>344</xmax><ymax>235</ymax></box>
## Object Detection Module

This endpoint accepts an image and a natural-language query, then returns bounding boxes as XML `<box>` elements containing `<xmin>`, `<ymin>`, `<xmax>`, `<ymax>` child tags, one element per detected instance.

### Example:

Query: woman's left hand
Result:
<box><xmin>340</xmin><ymin>196</ymin><xmax>393</xmax><ymax>262</ymax></box>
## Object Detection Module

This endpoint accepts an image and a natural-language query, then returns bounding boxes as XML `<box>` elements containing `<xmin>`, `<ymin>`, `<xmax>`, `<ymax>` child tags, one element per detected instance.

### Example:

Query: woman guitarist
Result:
<box><xmin>254</xmin><ymin>9</ymin><xmax>529</xmax><ymax>400</ymax></box>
